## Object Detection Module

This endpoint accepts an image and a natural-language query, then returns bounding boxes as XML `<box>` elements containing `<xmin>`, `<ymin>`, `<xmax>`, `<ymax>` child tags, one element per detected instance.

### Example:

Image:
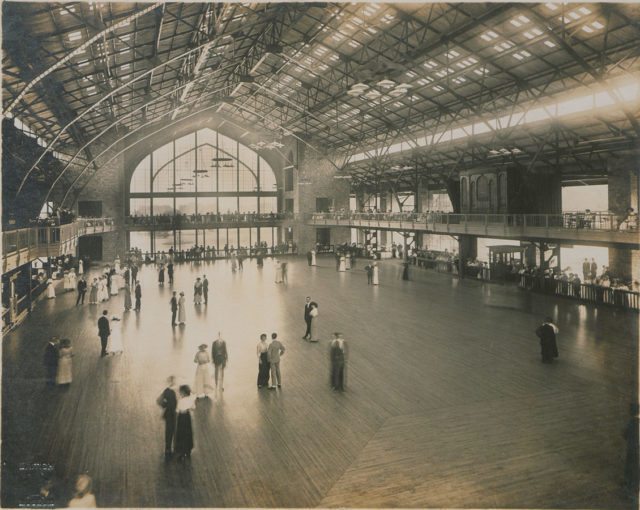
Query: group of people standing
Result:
<box><xmin>168</xmin><ymin>275</ymin><xmax>209</xmax><ymax>326</ymax></box>
<box><xmin>43</xmin><ymin>337</ymin><xmax>73</xmax><ymax>387</ymax></box>
<box><xmin>193</xmin><ymin>335</ymin><xmax>229</xmax><ymax>397</ymax></box>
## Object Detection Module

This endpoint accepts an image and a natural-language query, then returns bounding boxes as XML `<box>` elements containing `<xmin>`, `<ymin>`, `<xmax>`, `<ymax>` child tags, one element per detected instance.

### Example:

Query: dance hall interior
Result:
<box><xmin>2</xmin><ymin>2</ymin><xmax>639</xmax><ymax>508</ymax></box>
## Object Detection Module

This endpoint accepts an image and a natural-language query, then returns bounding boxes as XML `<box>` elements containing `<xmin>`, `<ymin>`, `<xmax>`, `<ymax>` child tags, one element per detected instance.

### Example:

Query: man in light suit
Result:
<box><xmin>267</xmin><ymin>333</ymin><xmax>285</xmax><ymax>389</ymax></box>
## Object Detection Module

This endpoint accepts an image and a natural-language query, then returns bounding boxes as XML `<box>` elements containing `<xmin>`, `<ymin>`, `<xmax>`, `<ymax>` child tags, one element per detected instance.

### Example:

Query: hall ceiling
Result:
<box><xmin>3</xmin><ymin>2</ymin><xmax>640</xmax><ymax>195</ymax></box>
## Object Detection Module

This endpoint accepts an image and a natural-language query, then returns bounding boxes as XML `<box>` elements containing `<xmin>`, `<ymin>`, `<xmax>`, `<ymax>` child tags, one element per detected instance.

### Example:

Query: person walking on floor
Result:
<box><xmin>56</xmin><ymin>338</ymin><xmax>73</xmax><ymax>386</ymax></box>
<box><xmin>211</xmin><ymin>333</ymin><xmax>228</xmax><ymax>391</ymax></box>
<box><xmin>202</xmin><ymin>275</ymin><xmax>209</xmax><ymax>304</ymax></box>
<box><xmin>123</xmin><ymin>283</ymin><xmax>132</xmax><ymax>312</ymax></box>
<box><xmin>267</xmin><ymin>333</ymin><xmax>285</xmax><ymax>390</ymax></box>
<box><xmin>193</xmin><ymin>344</ymin><xmax>214</xmax><ymax>398</ymax></box>
<box><xmin>178</xmin><ymin>291</ymin><xmax>186</xmax><ymax>324</ymax></box>
<box><xmin>170</xmin><ymin>291</ymin><xmax>178</xmax><ymax>326</ymax></box>
<box><xmin>257</xmin><ymin>333</ymin><xmax>270</xmax><ymax>388</ymax></box>
<box><xmin>330</xmin><ymin>332</ymin><xmax>346</xmax><ymax>391</ymax></box>
<box><xmin>365</xmin><ymin>263</ymin><xmax>374</xmax><ymax>284</ymax></box>
<box><xmin>43</xmin><ymin>337</ymin><xmax>59</xmax><ymax>387</ymax></box>
<box><xmin>175</xmin><ymin>385</ymin><xmax>195</xmax><ymax>463</ymax></box>
<box><xmin>535</xmin><ymin>316</ymin><xmax>559</xmax><ymax>363</ymax></box>
<box><xmin>98</xmin><ymin>310</ymin><xmax>110</xmax><ymax>357</ymax></box>
<box><xmin>156</xmin><ymin>375</ymin><xmax>178</xmax><ymax>460</ymax></box>
<box><xmin>89</xmin><ymin>278</ymin><xmax>98</xmax><ymax>304</ymax></box>
<box><xmin>131</xmin><ymin>265</ymin><xmax>138</xmax><ymax>286</ymax></box>
<box><xmin>134</xmin><ymin>281</ymin><xmax>142</xmax><ymax>311</ymax></box>
<box><xmin>167</xmin><ymin>261</ymin><xmax>174</xmax><ymax>284</ymax></box>
<box><xmin>194</xmin><ymin>277</ymin><xmax>203</xmax><ymax>305</ymax></box>
<box><xmin>76</xmin><ymin>276</ymin><xmax>87</xmax><ymax>305</ymax></box>
<box><xmin>158</xmin><ymin>264</ymin><xmax>165</xmax><ymax>286</ymax></box>
<box><xmin>302</xmin><ymin>296</ymin><xmax>317</xmax><ymax>340</ymax></box>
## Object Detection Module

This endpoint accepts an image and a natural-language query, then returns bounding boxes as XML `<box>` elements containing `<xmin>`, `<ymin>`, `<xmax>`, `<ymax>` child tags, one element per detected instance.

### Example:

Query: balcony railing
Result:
<box><xmin>126</xmin><ymin>213</ymin><xmax>295</xmax><ymax>229</ymax></box>
<box><xmin>307</xmin><ymin>211</ymin><xmax>639</xmax><ymax>246</ymax></box>
<box><xmin>2</xmin><ymin>218</ymin><xmax>115</xmax><ymax>273</ymax></box>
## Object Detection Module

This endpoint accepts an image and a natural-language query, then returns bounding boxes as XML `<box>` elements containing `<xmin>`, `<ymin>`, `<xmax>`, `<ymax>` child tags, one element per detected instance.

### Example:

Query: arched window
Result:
<box><xmin>461</xmin><ymin>177</ymin><xmax>468</xmax><ymax>210</ymax></box>
<box><xmin>128</xmin><ymin>127</ymin><xmax>277</xmax><ymax>216</ymax></box>
<box><xmin>127</xmin><ymin>128</ymin><xmax>280</xmax><ymax>252</ymax></box>
<box><xmin>470</xmin><ymin>180</ymin><xmax>476</xmax><ymax>210</ymax></box>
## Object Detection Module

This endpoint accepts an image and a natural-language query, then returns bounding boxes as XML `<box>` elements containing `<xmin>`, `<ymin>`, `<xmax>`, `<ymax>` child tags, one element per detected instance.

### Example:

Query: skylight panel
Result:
<box><xmin>531</xmin><ymin>28</ymin><xmax>543</xmax><ymax>36</ymax></box>
<box><xmin>330</xmin><ymin>54</ymin><xmax>339</xmax><ymax>61</ymax></box>
<box><xmin>579</xmin><ymin>7</ymin><xmax>592</xmax><ymax>15</ymax></box>
<box><xmin>314</xmin><ymin>46</ymin><xmax>327</xmax><ymax>56</ymax></box>
<box><xmin>513</xmin><ymin>53</ymin><xmax>524</xmax><ymax>60</ymax></box>
<box><xmin>393</xmin><ymin>101</ymin><xmax>404</xmax><ymax>108</ymax></box>
<box><xmin>480</xmin><ymin>31</ymin><xmax>499</xmax><ymax>42</ymax></box>
<box><xmin>366</xmin><ymin>27</ymin><xmax>377</xmax><ymax>34</ymax></box>
<box><xmin>318</xmin><ymin>64</ymin><xmax>329</xmax><ymax>71</ymax></box>
<box><xmin>524</xmin><ymin>31</ymin><xmax>534</xmax><ymax>39</ymax></box>
<box><xmin>68</xmin><ymin>31</ymin><xmax>82</xmax><ymax>42</ymax></box>
<box><xmin>406</xmin><ymin>70</ymin><xmax>417</xmax><ymax>78</ymax></box>
<box><xmin>592</xmin><ymin>21</ymin><xmax>604</xmax><ymax>29</ymax></box>
<box><xmin>560</xmin><ymin>16</ymin><xmax>571</xmax><ymax>24</ymax></box>
<box><xmin>381</xmin><ymin>13</ymin><xmax>394</xmax><ymax>24</ymax></box>
<box><xmin>345</xmin><ymin>23</ymin><xmax>355</xmax><ymax>30</ymax></box>
<box><xmin>544</xmin><ymin>40</ymin><xmax>556</xmax><ymax>47</ymax></box>
<box><xmin>423</xmin><ymin>60</ymin><xmax>437</xmax><ymax>69</ymax></box>
<box><xmin>446</xmin><ymin>50</ymin><xmax>460</xmax><ymax>58</ymax></box>
<box><xmin>78</xmin><ymin>60</ymin><xmax>89</xmax><ymax>67</ymax></box>
<box><xmin>518</xmin><ymin>15</ymin><xmax>530</xmax><ymax>23</ymax></box>
<box><xmin>61</xmin><ymin>5</ymin><xmax>76</xmax><ymax>15</ymax></box>
<box><xmin>432</xmin><ymin>85</ymin><xmax>444</xmax><ymax>92</ymax></box>
<box><xmin>501</xmin><ymin>42</ymin><xmax>513</xmax><ymax>50</ymax></box>
<box><xmin>332</xmin><ymin>32</ymin><xmax>345</xmax><ymax>41</ymax></box>
<box><xmin>410</xmin><ymin>95</ymin><xmax>419</xmax><ymax>102</ymax></box>
<box><xmin>545</xmin><ymin>2</ymin><xmax>558</xmax><ymax>10</ymax></box>
<box><xmin>352</xmin><ymin>16</ymin><xmax>363</xmax><ymax>24</ymax></box>
<box><xmin>417</xmin><ymin>78</ymin><xmax>432</xmax><ymax>86</ymax></box>
<box><xmin>582</xmin><ymin>25</ymin><xmax>594</xmax><ymax>33</ymax></box>
<box><xmin>348</xmin><ymin>40</ymin><xmax>360</xmax><ymax>48</ymax></box>
<box><xmin>568</xmin><ymin>11</ymin><xmax>580</xmax><ymax>19</ymax></box>
<box><xmin>510</xmin><ymin>19</ymin><xmax>522</xmax><ymax>27</ymax></box>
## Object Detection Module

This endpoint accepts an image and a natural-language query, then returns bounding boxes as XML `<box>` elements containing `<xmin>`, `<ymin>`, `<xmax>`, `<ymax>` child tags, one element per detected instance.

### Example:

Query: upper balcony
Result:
<box><xmin>125</xmin><ymin>212</ymin><xmax>295</xmax><ymax>231</ymax></box>
<box><xmin>2</xmin><ymin>218</ymin><xmax>116</xmax><ymax>273</ymax></box>
<box><xmin>307</xmin><ymin>212</ymin><xmax>639</xmax><ymax>248</ymax></box>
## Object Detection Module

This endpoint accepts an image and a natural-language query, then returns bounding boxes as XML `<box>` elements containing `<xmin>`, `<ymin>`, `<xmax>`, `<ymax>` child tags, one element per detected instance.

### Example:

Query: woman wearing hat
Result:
<box><xmin>67</xmin><ymin>474</ymin><xmax>96</xmax><ymax>507</ymax></box>
<box><xmin>178</xmin><ymin>292</ymin><xmax>186</xmax><ymax>325</ymax></box>
<box><xmin>175</xmin><ymin>385</ymin><xmax>195</xmax><ymax>462</ymax></box>
<box><xmin>193</xmin><ymin>344</ymin><xmax>214</xmax><ymax>398</ymax></box>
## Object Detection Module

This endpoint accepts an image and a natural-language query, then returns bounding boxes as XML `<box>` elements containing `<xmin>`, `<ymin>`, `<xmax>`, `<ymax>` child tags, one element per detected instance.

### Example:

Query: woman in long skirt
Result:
<box><xmin>178</xmin><ymin>292</ymin><xmax>186</xmax><ymax>324</ymax></box>
<box><xmin>311</xmin><ymin>249</ymin><xmax>317</xmax><ymax>266</ymax></box>
<box><xmin>274</xmin><ymin>259</ymin><xmax>282</xmax><ymax>283</ymax></box>
<box><xmin>56</xmin><ymin>339</ymin><xmax>73</xmax><ymax>386</ymax></box>
<box><xmin>69</xmin><ymin>269</ymin><xmax>77</xmax><ymax>291</ymax></box>
<box><xmin>46</xmin><ymin>278</ymin><xmax>56</xmax><ymax>299</ymax></box>
<box><xmin>123</xmin><ymin>284</ymin><xmax>132</xmax><ymax>311</ymax></box>
<box><xmin>257</xmin><ymin>334</ymin><xmax>270</xmax><ymax>388</ymax></box>
<box><xmin>110</xmin><ymin>272</ymin><xmax>120</xmax><ymax>296</ymax></box>
<box><xmin>98</xmin><ymin>277</ymin><xmax>109</xmax><ymax>302</ymax></box>
<box><xmin>339</xmin><ymin>255</ymin><xmax>346</xmax><ymax>272</ymax></box>
<box><xmin>78</xmin><ymin>259</ymin><xmax>84</xmax><ymax>275</ymax></box>
<box><xmin>309</xmin><ymin>304</ymin><xmax>319</xmax><ymax>342</ymax></box>
<box><xmin>175</xmin><ymin>385</ymin><xmax>195</xmax><ymax>462</ymax></box>
<box><xmin>158</xmin><ymin>265</ymin><xmax>165</xmax><ymax>285</ymax></box>
<box><xmin>89</xmin><ymin>278</ymin><xmax>98</xmax><ymax>304</ymax></box>
<box><xmin>372</xmin><ymin>261</ymin><xmax>380</xmax><ymax>285</ymax></box>
<box><xmin>108</xmin><ymin>316</ymin><xmax>124</xmax><ymax>355</ymax></box>
<box><xmin>193</xmin><ymin>344</ymin><xmax>214</xmax><ymax>398</ymax></box>
<box><xmin>63</xmin><ymin>271</ymin><xmax>73</xmax><ymax>292</ymax></box>
<box><xmin>231</xmin><ymin>252</ymin><xmax>237</xmax><ymax>272</ymax></box>
<box><xmin>194</xmin><ymin>279</ymin><xmax>202</xmax><ymax>305</ymax></box>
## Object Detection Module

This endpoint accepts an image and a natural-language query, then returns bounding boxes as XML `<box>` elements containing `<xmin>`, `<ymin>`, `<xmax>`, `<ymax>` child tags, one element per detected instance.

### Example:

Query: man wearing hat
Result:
<box><xmin>535</xmin><ymin>316</ymin><xmax>559</xmax><ymax>363</ymax></box>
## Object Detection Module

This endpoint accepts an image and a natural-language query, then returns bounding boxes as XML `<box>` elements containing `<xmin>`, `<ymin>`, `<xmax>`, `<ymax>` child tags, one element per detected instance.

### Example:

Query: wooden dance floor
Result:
<box><xmin>2</xmin><ymin>256</ymin><xmax>638</xmax><ymax>508</ymax></box>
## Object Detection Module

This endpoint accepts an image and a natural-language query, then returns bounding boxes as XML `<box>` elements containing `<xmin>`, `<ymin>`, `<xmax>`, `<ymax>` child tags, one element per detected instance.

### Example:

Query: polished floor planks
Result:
<box><xmin>2</xmin><ymin>256</ymin><xmax>637</xmax><ymax>508</ymax></box>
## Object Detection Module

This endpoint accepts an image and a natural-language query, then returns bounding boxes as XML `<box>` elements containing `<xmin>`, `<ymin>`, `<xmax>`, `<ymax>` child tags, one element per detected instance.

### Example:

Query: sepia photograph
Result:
<box><xmin>1</xmin><ymin>1</ymin><xmax>639</xmax><ymax>508</ymax></box>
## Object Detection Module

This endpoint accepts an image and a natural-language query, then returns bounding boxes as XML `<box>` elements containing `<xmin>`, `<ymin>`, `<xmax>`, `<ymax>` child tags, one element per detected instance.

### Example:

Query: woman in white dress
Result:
<box><xmin>339</xmin><ymin>255</ymin><xmax>346</xmax><ymax>272</ymax></box>
<box><xmin>274</xmin><ymin>259</ymin><xmax>282</xmax><ymax>283</ymax></box>
<box><xmin>98</xmin><ymin>277</ymin><xmax>109</xmax><ymax>302</ymax></box>
<box><xmin>193</xmin><ymin>344</ymin><xmax>214</xmax><ymax>398</ymax></box>
<box><xmin>46</xmin><ymin>278</ymin><xmax>56</xmax><ymax>299</ymax></box>
<box><xmin>114</xmin><ymin>256</ymin><xmax>121</xmax><ymax>273</ymax></box>
<box><xmin>110</xmin><ymin>273</ymin><xmax>120</xmax><ymax>296</ymax></box>
<box><xmin>56</xmin><ymin>338</ymin><xmax>73</xmax><ymax>385</ymax></box>
<box><xmin>63</xmin><ymin>271</ymin><xmax>73</xmax><ymax>292</ymax></box>
<box><xmin>372</xmin><ymin>261</ymin><xmax>379</xmax><ymax>285</ymax></box>
<box><xmin>78</xmin><ymin>259</ymin><xmax>84</xmax><ymax>275</ymax></box>
<box><xmin>345</xmin><ymin>254</ymin><xmax>352</xmax><ymax>270</ymax></box>
<box><xmin>69</xmin><ymin>268</ymin><xmax>77</xmax><ymax>291</ymax></box>
<box><xmin>309</xmin><ymin>304</ymin><xmax>319</xmax><ymax>342</ymax></box>
<box><xmin>178</xmin><ymin>292</ymin><xmax>186</xmax><ymax>324</ymax></box>
<box><xmin>311</xmin><ymin>250</ymin><xmax>317</xmax><ymax>266</ymax></box>
<box><xmin>108</xmin><ymin>316</ymin><xmax>124</xmax><ymax>355</ymax></box>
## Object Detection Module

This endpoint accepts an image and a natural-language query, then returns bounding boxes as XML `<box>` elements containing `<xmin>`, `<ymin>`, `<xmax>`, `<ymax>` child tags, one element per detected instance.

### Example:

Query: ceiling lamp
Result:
<box><xmin>363</xmin><ymin>89</ymin><xmax>382</xmax><ymax>100</ymax></box>
<box><xmin>377</xmin><ymin>79</ymin><xmax>396</xmax><ymax>89</ymax></box>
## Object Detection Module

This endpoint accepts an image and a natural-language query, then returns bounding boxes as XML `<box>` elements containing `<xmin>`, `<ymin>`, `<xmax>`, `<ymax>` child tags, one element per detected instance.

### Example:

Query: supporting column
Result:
<box><xmin>608</xmin><ymin>155</ymin><xmax>640</xmax><ymax>282</ymax></box>
<box><xmin>458</xmin><ymin>235</ymin><xmax>477</xmax><ymax>277</ymax></box>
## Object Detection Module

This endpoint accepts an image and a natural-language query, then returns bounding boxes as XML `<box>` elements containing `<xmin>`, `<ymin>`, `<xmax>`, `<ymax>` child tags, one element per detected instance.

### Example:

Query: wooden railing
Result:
<box><xmin>2</xmin><ymin>218</ymin><xmax>115</xmax><ymax>273</ymax></box>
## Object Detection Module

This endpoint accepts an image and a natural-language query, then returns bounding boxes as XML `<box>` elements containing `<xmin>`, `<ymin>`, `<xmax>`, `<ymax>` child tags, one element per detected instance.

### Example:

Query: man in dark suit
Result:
<box><xmin>131</xmin><ymin>265</ymin><xmax>138</xmax><ymax>286</ymax></box>
<box><xmin>330</xmin><ymin>332</ymin><xmax>346</xmax><ymax>391</ymax></box>
<box><xmin>202</xmin><ymin>275</ymin><xmax>209</xmax><ymax>304</ymax></box>
<box><xmin>167</xmin><ymin>262</ymin><xmax>174</xmax><ymax>284</ymax></box>
<box><xmin>98</xmin><ymin>310</ymin><xmax>110</xmax><ymax>357</ymax></box>
<box><xmin>170</xmin><ymin>291</ymin><xmax>178</xmax><ymax>326</ymax></box>
<box><xmin>590</xmin><ymin>258</ymin><xmax>598</xmax><ymax>281</ymax></box>
<box><xmin>582</xmin><ymin>258</ymin><xmax>590</xmax><ymax>282</ymax></box>
<box><xmin>156</xmin><ymin>376</ymin><xmax>177</xmax><ymax>459</ymax></box>
<box><xmin>43</xmin><ymin>337</ymin><xmax>59</xmax><ymax>386</ymax></box>
<box><xmin>302</xmin><ymin>296</ymin><xmax>317</xmax><ymax>340</ymax></box>
<box><xmin>134</xmin><ymin>281</ymin><xmax>142</xmax><ymax>311</ymax></box>
<box><xmin>76</xmin><ymin>276</ymin><xmax>87</xmax><ymax>305</ymax></box>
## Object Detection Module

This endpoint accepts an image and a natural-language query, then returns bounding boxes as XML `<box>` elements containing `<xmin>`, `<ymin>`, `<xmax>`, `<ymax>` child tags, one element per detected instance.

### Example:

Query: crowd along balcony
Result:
<box><xmin>2</xmin><ymin>218</ymin><xmax>115</xmax><ymax>273</ymax></box>
<box><xmin>307</xmin><ymin>211</ymin><xmax>640</xmax><ymax>248</ymax></box>
<box><xmin>125</xmin><ymin>212</ymin><xmax>295</xmax><ymax>231</ymax></box>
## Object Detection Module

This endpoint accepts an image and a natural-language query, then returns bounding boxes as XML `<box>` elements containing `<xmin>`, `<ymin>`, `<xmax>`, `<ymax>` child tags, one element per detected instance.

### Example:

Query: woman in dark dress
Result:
<box><xmin>256</xmin><ymin>334</ymin><xmax>270</xmax><ymax>388</ymax></box>
<box><xmin>158</xmin><ymin>265</ymin><xmax>165</xmax><ymax>285</ymax></box>
<box><xmin>175</xmin><ymin>385</ymin><xmax>195</xmax><ymax>461</ymax></box>
<box><xmin>535</xmin><ymin>317</ymin><xmax>559</xmax><ymax>363</ymax></box>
